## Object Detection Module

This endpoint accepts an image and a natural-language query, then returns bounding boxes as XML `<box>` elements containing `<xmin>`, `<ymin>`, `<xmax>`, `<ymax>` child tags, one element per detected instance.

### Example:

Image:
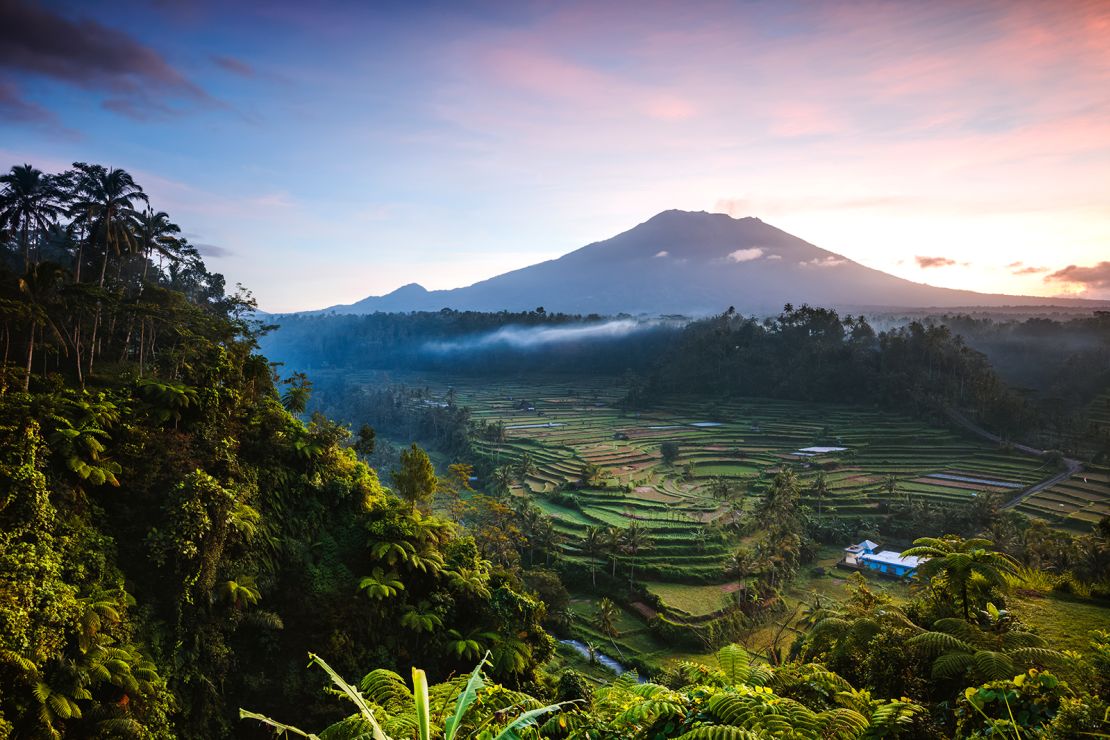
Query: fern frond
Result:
<box><xmin>972</xmin><ymin>650</ymin><xmax>1015</xmax><ymax>681</ymax></box>
<box><xmin>931</xmin><ymin>652</ymin><xmax>973</xmax><ymax>679</ymax></box>
<box><xmin>716</xmin><ymin>644</ymin><xmax>752</xmax><ymax>685</ymax></box>
<box><xmin>359</xmin><ymin>668</ymin><xmax>413</xmax><ymax>715</ymax></box>
<box><xmin>675</xmin><ymin>726</ymin><xmax>763</xmax><ymax>740</ymax></box>
<box><xmin>816</xmin><ymin>707</ymin><xmax>869</xmax><ymax>740</ymax></box>
<box><xmin>906</xmin><ymin>631</ymin><xmax>974</xmax><ymax>655</ymax></box>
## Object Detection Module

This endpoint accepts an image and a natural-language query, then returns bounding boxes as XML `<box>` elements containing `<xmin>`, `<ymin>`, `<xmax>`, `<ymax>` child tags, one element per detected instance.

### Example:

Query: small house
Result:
<box><xmin>842</xmin><ymin>540</ymin><xmax>922</xmax><ymax>578</ymax></box>
<box><xmin>843</xmin><ymin>539</ymin><xmax>880</xmax><ymax>566</ymax></box>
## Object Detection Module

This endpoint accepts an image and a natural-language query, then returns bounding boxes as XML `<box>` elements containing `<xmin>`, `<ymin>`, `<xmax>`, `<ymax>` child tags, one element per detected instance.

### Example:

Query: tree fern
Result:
<box><xmin>815</xmin><ymin>707</ymin><xmax>869</xmax><ymax>739</ymax></box>
<box><xmin>360</xmin><ymin>669</ymin><xmax>413</xmax><ymax>715</ymax></box>
<box><xmin>675</xmin><ymin>726</ymin><xmax>763</xmax><ymax>740</ymax></box>
<box><xmin>716</xmin><ymin>644</ymin><xmax>752</xmax><ymax>685</ymax></box>
<box><xmin>863</xmin><ymin>699</ymin><xmax>924</xmax><ymax>739</ymax></box>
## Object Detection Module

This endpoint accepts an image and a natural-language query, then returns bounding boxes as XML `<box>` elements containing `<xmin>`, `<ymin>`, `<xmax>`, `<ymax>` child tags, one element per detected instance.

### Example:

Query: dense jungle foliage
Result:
<box><xmin>0</xmin><ymin>164</ymin><xmax>553</xmax><ymax>738</ymax></box>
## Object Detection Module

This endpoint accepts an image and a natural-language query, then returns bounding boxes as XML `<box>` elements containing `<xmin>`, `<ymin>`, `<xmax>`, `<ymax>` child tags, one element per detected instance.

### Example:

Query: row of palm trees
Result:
<box><xmin>0</xmin><ymin>163</ymin><xmax>184</xmax><ymax>282</ymax></box>
<box><xmin>0</xmin><ymin>163</ymin><xmax>221</xmax><ymax>391</ymax></box>
<box><xmin>579</xmin><ymin>521</ymin><xmax>653</xmax><ymax>588</ymax></box>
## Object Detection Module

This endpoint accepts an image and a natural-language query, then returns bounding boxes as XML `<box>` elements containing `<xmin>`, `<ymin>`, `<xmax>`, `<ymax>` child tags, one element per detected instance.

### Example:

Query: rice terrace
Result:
<box><xmin>321</xmin><ymin>370</ymin><xmax>1110</xmax><ymax>674</ymax></box>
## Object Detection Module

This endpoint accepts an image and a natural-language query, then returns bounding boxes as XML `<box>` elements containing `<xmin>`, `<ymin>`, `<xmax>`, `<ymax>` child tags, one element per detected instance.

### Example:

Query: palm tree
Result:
<box><xmin>133</xmin><ymin>207</ymin><xmax>181</xmax><ymax>282</ymax></box>
<box><xmin>490</xmin><ymin>465</ymin><xmax>514</xmax><ymax>499</ymax></box>
<box><xmin>604</xmin><ymin>526</ymin><xmax>623</xmax><ymax>578</ymax></box>
<box><xmin>516</xmin><ymin>503</ymin><xmax>545</xmax><ymax>566</ymax></box>
<box><xmin>68</xmin><ymin>165</ymin><xmax>147</xmax><ymax>376</ymax></box>
<box><xmin>902</xmin><ymin>536</ymin><xmax>1018</xmax><ymax>620</ymax></box>
<box><xmin>582</xmin><ymin>526</ymin><xmax>607</xmax><ymax>587</ymax></box>
<box><xmin>883</xmin><ymin>474</ymin><xmax>907</xmax><ymax>504</ymax></box>
<box><xmin>0</xmin><ymin>164</ymin><xmax>65</xmax><ymax>269</ymax></box>
<box><xmin>536</xmin><ymin>520</ymin><xmax>562</xmax><ymax>567</ymax></box>
<box><xmin>515</xmin><ymin>452</ymin><xmax>537</xmax><ymax>484</ymax></box>
<box><xmin>756</xmin><ymin>466</ymin><xmax>801</xmax><ymax>530</ymax></box>
<box><xmin>594</xmin><ymin>597</ymin><xmax>620</xmax><ymax>637</ymax></box>
<box><xmin>619</xmin><ymin>522</ymin><xmax>653</xmax><ymax>588</ymax></box>
<box><xmin>68</xmin><ymin>165</ymin><xmax>147</xmax><ymax>288</ymax></box>
<box><xmin>725</xmin><ymin>546</ymin><xmax>756</xmax><ymax>598</ymax></box>
<box><xmin>810</xmin><ymin>471</ymin><xmax>830</xmax><ymax>516</ymax></box>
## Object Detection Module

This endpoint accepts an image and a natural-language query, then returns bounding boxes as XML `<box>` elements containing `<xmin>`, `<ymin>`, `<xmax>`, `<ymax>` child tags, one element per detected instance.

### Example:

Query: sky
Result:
<box><xmin>1</xmin><ymin>0</ymin><xmax>1108</xmax><ymax>311</ymax></box>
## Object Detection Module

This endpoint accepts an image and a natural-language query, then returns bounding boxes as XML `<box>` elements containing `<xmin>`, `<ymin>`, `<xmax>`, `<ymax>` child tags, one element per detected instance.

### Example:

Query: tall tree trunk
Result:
<box><xmin>74</xmin><ymin>236</ymin><xmax>83</xmax><ymax>284</ymax></box>
<box><xmin>73</xmin><ymin>328</ymin><xmax>83</xmax><ymax>388</ymax></box>
<box><xmin>21</xmin><ymin>220</ymin><xmax>29</xmax><ymax>271</ymax></box>
<box><xmin>90</xmin><ymin>216</ymin><xmax>112</xmax><ymax>378</ymax></box>
<box><xmin>87</xmin><ymin>311</ymin><xmax>98</xmax><ymax>377</ymax></box>
<box><xmin>97</xmin><ymin>245</ymin><xmax>110</xmax><ymax>289</ymax></box>
<box><xmin>24</xmin><ymin>323</ymin><xmax>34</xmax><ymax>392</ymax></box>
<box><xmin>138</xmin><ymin>319</ymin><xmax>145</xmax><ymax>377</ymax></box>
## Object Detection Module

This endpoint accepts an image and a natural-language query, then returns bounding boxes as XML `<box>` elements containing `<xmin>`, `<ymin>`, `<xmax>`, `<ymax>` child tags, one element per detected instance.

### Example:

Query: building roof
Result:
<box><xmin>860</xmin><ymin>550</ymin><xmax>921</xmax><ymax>569</ymax></box>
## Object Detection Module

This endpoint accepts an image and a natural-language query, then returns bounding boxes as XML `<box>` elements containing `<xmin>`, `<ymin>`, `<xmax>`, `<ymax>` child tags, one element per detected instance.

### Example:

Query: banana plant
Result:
<box><xmin>240</xmin><ymin>652</ymin><xmax>569</xmax><ymax>740</ymax></box>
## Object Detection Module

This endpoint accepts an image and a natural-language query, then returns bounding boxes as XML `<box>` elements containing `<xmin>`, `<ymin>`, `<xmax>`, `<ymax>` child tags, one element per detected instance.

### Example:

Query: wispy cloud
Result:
<box><xmin>916</xmin><ymin>255</ymin><xmax>956</xmax><ymax>268</ymax></box>
<box><xmin>1008</xmin><ymin>260</ymin><xmax>1048</xmax><ymax>275</ymax></box>
<box><xmin>194</xmin><ymin>242</ymin><xmax>233</xmax><ymax>258</ymax></box>
<box><xmin>800</xmin><ymin>256</ymin><xmax>847</xmax><ymax>268</ymax></box>
<box><xmin>212</xmin><ymin>55</ymin><xmax>254</xmax><ymax>77</ymax></box>
<box><xmin>0</xmin><ymin>0</ymin><xmax>214</xmax><ymax>118</ymax></box>
<box><xmin>727</xmin><ymin>247</ymin><xmax>763</xmax><ymax>263</ymax></box>
<box><xmin>1045</xmin><ymin>261</ymin><xmax>1110</xmax><ymax>294</ymax></box>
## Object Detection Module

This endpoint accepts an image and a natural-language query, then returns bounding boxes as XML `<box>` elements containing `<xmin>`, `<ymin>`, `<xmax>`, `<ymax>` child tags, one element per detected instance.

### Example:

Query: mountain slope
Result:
<box><xmin>323</xmin><ymin>210</ymin><xmax>1098</xmax><ymax>315</ymax></box>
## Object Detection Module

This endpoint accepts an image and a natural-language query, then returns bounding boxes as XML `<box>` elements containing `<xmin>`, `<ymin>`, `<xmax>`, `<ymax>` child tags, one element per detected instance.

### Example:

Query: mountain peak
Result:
<box><xmin>645</xmin><ymin>208</ymin><xmax>758</xmax><ymax>224</ymax></box>
<box><xmin>319</xmin><ymin>211</ymin><xmax>1101</xmax><ymax>316</ymax></box>
<box><xmin>389</xmin><ymin>282</ymin><xmax>428</xmax><ymax>295</ymax></box>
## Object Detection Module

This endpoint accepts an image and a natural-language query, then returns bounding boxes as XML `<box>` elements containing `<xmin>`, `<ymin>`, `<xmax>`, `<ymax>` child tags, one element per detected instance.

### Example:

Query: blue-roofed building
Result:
<box><xmin>842</xmin><ymin>540</ymin><xmax>922</xmax><ymax>578</ymax></box>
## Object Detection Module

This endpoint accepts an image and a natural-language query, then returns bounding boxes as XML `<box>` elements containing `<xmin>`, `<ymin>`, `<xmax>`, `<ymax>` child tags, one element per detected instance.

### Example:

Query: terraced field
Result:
<box><xmin>1009</xmin><ymin>390</ymin><xmax>1110</xmax><ymax>532</ymax></box>
<box><xmin>1016</xmin><ymin>464</ymin><xmax>1110</xmax><ymax>532</ymax></box>
<box><xmin>450</xmin><ymin>381</ymin><xmax>1047</xmax><ymax>525</ymax></box>
<box><xmin>421</xmin><ymin>377</ymin><xmax>1065</xmax><ymax>590</ymax></box>
<box><xmin>341</xmin><ymin>372</ymin><xmax>1109</xmax><ymax>670</ymax></box>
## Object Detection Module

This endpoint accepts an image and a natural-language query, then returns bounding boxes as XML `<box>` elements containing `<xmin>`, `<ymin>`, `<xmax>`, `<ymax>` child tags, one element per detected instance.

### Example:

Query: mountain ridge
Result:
<box><xmin>313</xmin><ymin>210</ymin><xmax>1105</xmax><ymax>316</ymax></box>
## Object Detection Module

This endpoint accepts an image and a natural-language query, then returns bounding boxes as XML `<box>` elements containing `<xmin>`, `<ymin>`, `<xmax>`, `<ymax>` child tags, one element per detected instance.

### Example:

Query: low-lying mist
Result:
<box><xmin>422</xmin><ymin>319</ymin><xmax>669</xmax><ymax>353</ymax></box>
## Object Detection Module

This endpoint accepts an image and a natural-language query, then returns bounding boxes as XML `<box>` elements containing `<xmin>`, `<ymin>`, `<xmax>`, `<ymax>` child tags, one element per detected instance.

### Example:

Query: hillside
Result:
<box><xmin>323</xmin><ymin>210</ymin><xmax>1103</xmax><ymax>315</ymax></box>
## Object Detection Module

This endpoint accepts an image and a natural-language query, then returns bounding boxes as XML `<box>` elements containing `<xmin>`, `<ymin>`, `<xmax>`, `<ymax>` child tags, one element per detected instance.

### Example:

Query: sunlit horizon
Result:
<box><xmin>2</xmin><ymin>0</ymin><xmax>1108</xmax><ymax>312</ymax></box>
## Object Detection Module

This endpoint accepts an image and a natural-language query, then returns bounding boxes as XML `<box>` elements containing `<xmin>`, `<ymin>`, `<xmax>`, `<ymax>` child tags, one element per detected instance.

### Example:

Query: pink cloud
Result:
<box><xmin>1045</xmin><ymin>261</ymin><xmax>1110</xmax><ymax>294</ymax></box>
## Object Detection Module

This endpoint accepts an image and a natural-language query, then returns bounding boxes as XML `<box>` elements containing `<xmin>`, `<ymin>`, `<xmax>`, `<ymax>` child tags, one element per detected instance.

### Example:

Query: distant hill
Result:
<box><xmin>319</xmin><ymin>210</ymin><xmax>1104</xmax><ymax>316</ymax></box>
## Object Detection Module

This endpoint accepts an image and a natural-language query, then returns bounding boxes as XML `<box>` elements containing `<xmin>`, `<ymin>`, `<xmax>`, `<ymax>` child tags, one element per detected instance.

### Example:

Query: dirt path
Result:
<box><xmin>944</xmin><ymin>407</ymin><xmax>1082</xmax><ymax>510</ymax></box>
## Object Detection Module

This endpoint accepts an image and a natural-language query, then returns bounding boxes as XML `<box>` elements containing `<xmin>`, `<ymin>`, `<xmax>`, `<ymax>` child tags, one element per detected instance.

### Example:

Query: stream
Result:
<box><xmin>559</xmin><ymin>639</ymin><xmax>644</xmax><ymax>680</ymax></box>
